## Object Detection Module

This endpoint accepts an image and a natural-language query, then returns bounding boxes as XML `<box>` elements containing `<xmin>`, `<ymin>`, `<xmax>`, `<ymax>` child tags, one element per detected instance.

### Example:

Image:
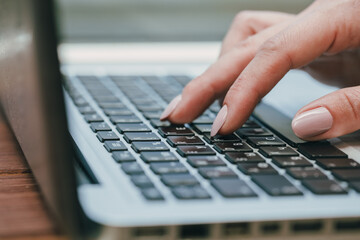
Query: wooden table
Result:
<box><xmin>0</xmin><ymin>112</ymin><xmax>65</xmax><ymax>239</ymax></box>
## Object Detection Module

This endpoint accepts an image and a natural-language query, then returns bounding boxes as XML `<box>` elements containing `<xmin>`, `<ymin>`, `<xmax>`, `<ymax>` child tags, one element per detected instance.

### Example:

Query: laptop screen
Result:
<box><xmin>0</xmin><ymin>0</ymin><xmax>79</xmax><ymax>236</ymax></box>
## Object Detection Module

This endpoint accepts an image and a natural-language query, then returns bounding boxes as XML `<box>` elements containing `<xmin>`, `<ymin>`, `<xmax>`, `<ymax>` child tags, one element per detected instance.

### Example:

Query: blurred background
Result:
<box><xmin>57</xmin><ymin>0</ymin><xmax>312</xmax><ymax>43</ymax></box>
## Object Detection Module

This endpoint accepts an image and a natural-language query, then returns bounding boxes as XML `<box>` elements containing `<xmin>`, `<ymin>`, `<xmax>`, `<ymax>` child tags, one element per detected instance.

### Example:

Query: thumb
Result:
<box><xmin>292</xmin><ymin>86</ymin><xmax>360</xmax><ymax>141</ymax></box>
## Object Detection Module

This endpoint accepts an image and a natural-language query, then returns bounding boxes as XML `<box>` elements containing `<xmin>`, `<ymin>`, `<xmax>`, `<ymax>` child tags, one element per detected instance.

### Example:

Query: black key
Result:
<box><xmin>110</xmin><ymin>75</ymin><xmax>138</xmax><ymax>81</ymax></box>
<box><xmin>88</xmin><ymin>89</ymin><xmax>112</xmax><ymax>96</ymax></box>
<box><xmin>332</xmin><ymin>169</ymin><xmax>360</xmax><ymax>181</ymax></box>
<box><xmin>78</xmin><ymin>106</ymin><xmax>95</xmax><ymax>114</ymax></box>
<box><xmin>116</xmin><ymin>123</ymin><xmax>151</xmax><ymax>133</ymax></box>
<box><xmin>209</xmin><ymin>103</ymin><xmax>220</xmax><ymax>113</ymax></box>
<box><xmin>253</xmin><ymin>102</ymin><xmax>306</xmax><ymax>147</ymax></box>
<box><xmin>124</xmin><ymin>132</ymin><xmax>160</xmax><ymax>143</ymax></box>
<box><xmin>298</xmin><ymin>142</ymin><xmax>347</xmax><ymax>159</ymax></box>
<box><xmin>90</xmin><ymin>122</ymin><xmax>111</xmax><ymax>132</ymax></box>
<box><xmin>172</xmin><ymin>186</ymin><xmax>211</xmax><ymax>200</ymax></box>
<box><xmin>161</xmin><ymin>174</ymin><xmax>199</xmax><ymax>186</ymax></box>
<box><xmin>84</xmin><ymin>114</ymin><xmax>103</xmax><ymax>122</ymax></box>
<box><xmin>238</xmin><ymin>163</ymin><xmax>278</xmax><ymax>175</ymax></box>
<box><xmin>272</xmin><ymin>156</ymin><xmax>312</xmax><ymax>168</ymax></box>
<box><xmin>103</xmin><ymin>109</ymin><xmax>133</xmax><ymax>116</ymax></box>
<box><xmin>150</xmin><ymin>162</ymin><xmax>188</xmax><ymax>174</ymax></box>
<box><xmin>252</xmin><ymin>175</ymin><xmax>302</xmax><ymax>196</ymax></box>
<box><xmin>140</xmin><ymin>152</ymin><xmax>178</xmax><ymax>163</ymax></box>
<box><xmin>172</xmin><ymin>75</ymin><xmax>191</xmax><ymax>86</ymax></box>
<box><xmin>136</xmin><ymin>105</ymin><xmax>164</xmax><ymax>112</ymax></box>
<box><xmin>214</xmin><ymin>142</ymin><xmax>252</xmax><ymax>153</ymax></box>
<box><xmin>131</xmin><ymin>175</ymin><xmax>154</xmax><ymax>188</ymax></box>
<box><xmin>73</xmin><ymin>96</ymin><xmax>88</xmax><ymax>107</ymax></box>
<box><xmin>177</xmin><ymin>145</ymin><xmax>216</xmax><ymax>157</ymax></box>
<box><xmin>349</xmin><ymin>181</ymin><xmax>360</xmax><ymax>192</ymax></box>
<box><xmin>158</xmin><ymin>126</ymin><xmax>194</xmax><ymax>137</ymax></box>
<box><xmin>199</xmin><ymin>167</ymin><xmax>237</xmax><ymax>179</ymax></box>
<box><xmin>142</xmin><ymin>111</ymin><xmax>163</xmax><ymax>119</ymax></box>
<box><xmin>193</xmin><ymin>124</ymin><xmax>212</xmax><ymax>134</ymax></box>
<box><xmin>242</xmin><ymin>120</ymin><xmax>261</xmax><ymax>128</ymax></box>
<box><xmin>77</xmin><ymin>75</ymin><xmax>99</xmax><ymax>82</ymax></box>
<box><xmin>211</xmin><ymin>179</ymin><xmax>257</xmax><ymax>198</ymax></box>
<box><xmin>121</xmin><ymin>162</ymin><xmax>144</xmax><ymax>175</ymax></box>
<box><xmin>96</xmin><ymin>131</ymin><xmax>119</xmax><ymax>142</ymax></box>
<box><xmin>225</xmin><ymin>152</ymin><xmax>265</xmax><ymax>164</ymax></box>
<box><xmin>131</xmin><ymin>98</ymin><xmax>157</xmax><ymax>105</ymax></box>
<box><xmin>236</xmin><ymin>128</ymin><xmax>272</xmax><ymax>138</ymax></box>
<box><xmin>98</xmin><ymin>102</ymin><xmax>125</xmax><ymax>109</ymax></box>
<box><xmin>259</xmin><ymin>146</ymin><xmax>298</xmax><ymax>158</ymax></box>
<box><xmin>141</xmin><ymin>188</ymin><xmax>164</xmax><ymax>201</ymax></box>
<box><xmin>247</xmin><ymin>136</ymin><xmax>285</xmax><ymax>147</ymax></box>
<box><xmin>167</xmin><ymin>136</ymin><xmax>204</xmax><ymax>147</ymax></box>
<box><xmin>203</xmin><ymin>133</ymin><xmax>241</xmax><ymax>144</ymax></box>
<box><xmin>149</xmin><ymin>119</ymin><xmax>171</xmax><ymax>128</ymax></box>
<box><xmin>286</xmin><ymin>167</ymin><xmax>327</xmax><ymax>180</ymax></box>
<box><xmin>104</xmin><ymin>140</ymin><xmax>127</xmax><ymax>152</ymax></box>
<box><xmin>302</xmin><ymin>179</ymin><xmax>347</xmax><ymax>195</ymax></box>
<box><xmin>93</xmin><ymin>96</ymin><xmax>119</xmax><ymax>103</ymax></box>
<box><xmin>110</xmin><ymin>115</ymin><xmax>142</xmax><ymax>124</ymax></box>
<box><xmin>112</xmin><ymin>151</ymin><xmax>136</xmax><ymax>163</ymax></box>
<box><xmin>132</xmin><ymin>141</ymin><xmax>169</xmax><ymax>152</ymax></box>
<box><xmin>192</xmin><ymin>116</ymin><xmax>214</xmax><ymax>124</ymax></box>
<box><xmin>316</xmin><ymin>158</ymin><xmax>360</xmax><ymax>169</ymax></box>
<box><xmin>188</xmin><ymin>156</ymin><xmax>226</xmax><ymax>168</ymax></box>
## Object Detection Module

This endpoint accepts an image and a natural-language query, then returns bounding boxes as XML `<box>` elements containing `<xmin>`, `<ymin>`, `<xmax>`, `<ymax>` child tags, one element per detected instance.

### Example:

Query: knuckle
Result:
<box><xmin>182</xmin><ymin>81</ymin><xmax>196</xmax><ymax>96</ymax></box>
<box><xmin>259</xmin><ymin>36</ymin><xmax>294</xmax><ymax>68</ymax></box>
<box><xmin>339</xmin><ymin>87</ymin><xmax>360</xmax><ymax>121</ymax></box>
<box><xmin>259</xmin><ymin>37</ymin><xmax>282</xmax><ymax>55</ymax></box>
<box><xmin>234</xmin><ymin>37</ymin><xmax>254</xmax><ymax>50</ymax></box>
<box><xmin>234</xmin><ymin>11</ymin><xmax>255</xmax><ymax>25</ymax></box>
<box><xmin>226</xmin><ymin>80</ymin><xmax>242</xmax><ymax>97</ymax></box>
<box><xmin>182</xmin><ymin>76</ymin><xmax>217</xmax><ymax>98</ymax></box>
<box><xmin>323</xmin><ymin>0</ymin><xmax>360</xmax><ymax>53</ymax></box>
<box><xmin>227</xmin><ymin>78</ymin><xmax>262</xmax><ymax>103</ymax></box>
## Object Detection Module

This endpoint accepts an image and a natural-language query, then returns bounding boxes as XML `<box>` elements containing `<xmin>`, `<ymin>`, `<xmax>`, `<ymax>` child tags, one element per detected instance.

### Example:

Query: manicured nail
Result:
<box><xmin>160</xmin><ymin>95</ymin><xmax>182</xmax><ymax>120</ymax></box>
<box><xmin>211</xmin><ymin>105</ymin><xmax>228</xmax><ymax>136</ymax></box>
<box><xmin>292</xmin><ymin>107</ymin><xmax>333</xmax><ymax>139</ymax></box>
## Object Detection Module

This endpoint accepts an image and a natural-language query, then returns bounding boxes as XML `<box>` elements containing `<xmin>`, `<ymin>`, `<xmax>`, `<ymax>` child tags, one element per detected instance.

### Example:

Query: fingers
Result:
<box><xmin>162</xmin><ymin>23</ymin><xmax>286</xmax><ymax>124</ymax></box>
<box><xmin>161</xmin><ymin>45</ymin><xmax>255</xmax><ymax>123</ymax></box>
<box><xmin>220</xmin><ymin>11</ymin><xmax>294</xmax><ymax>56</ymax></box>
<box><xmin>220</xmin><ymin>0</ymin><xmax>330</xmax><ymax>58</ymax></box>
<box><xmin>292</xmin><ymin>86</ymin><xmax>360</xmax><ymax>140</ymax></box>
<box><xmin>162</xmin><ymin>3</ymin><xmax>317</xmax><ymax>125</ymax></box>
<box><xmin>214</xmin><ymin>8</ymin><xmax>342</xmax><ymax>136</ymax></box>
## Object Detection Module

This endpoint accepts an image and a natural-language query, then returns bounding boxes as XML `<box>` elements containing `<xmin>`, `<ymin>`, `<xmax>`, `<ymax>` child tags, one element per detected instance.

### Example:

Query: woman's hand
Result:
<box><xmin>160</xmin><ymin>0</ymin><xmax>360</xmax><ymax>141</ymax></box>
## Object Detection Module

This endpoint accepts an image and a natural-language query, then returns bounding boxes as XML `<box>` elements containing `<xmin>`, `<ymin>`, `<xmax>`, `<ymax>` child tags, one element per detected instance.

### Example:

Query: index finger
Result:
<box><xmin>164</xmin><ymin>24</ymin><xmax>286</xmax><ymax>124</ymax></box>
<box><xmin>216</xmin><ymin>6</ymin><xmax>344</xmax><ymax>135</ymax></box>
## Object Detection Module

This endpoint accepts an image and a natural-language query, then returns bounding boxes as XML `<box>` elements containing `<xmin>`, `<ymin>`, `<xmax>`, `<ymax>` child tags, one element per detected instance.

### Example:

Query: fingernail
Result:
<box><xmin>211</xmin><ymin>105</ymin><xmax>228</xmax><ymax>136</ymax></box>
<box><xmin>160</xmin><ymin>95</ymin><xmax>182</xmax><ymax>120</ymax></box>
<box><xmin>292</xmin><ymin>107</ymin><xmax>333</xmax><ymax>139</ymax></box>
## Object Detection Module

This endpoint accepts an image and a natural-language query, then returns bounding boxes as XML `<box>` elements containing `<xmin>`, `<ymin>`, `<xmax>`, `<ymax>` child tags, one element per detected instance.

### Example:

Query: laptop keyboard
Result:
<box><xmin>63</xmin><ymin>75</ymin><xmax>360</xmax><ymax>201</ymax></box>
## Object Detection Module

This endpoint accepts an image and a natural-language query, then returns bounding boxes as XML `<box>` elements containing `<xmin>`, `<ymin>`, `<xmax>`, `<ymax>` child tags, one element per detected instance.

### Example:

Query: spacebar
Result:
<box><xmin>253</xmin><ymin>102</ymin><xmax>305</xmax><ymax>147</ymax></box>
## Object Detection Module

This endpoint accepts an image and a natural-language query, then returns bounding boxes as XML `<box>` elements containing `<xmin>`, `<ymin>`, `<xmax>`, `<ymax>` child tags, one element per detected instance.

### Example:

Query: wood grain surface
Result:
<box><xmin>0</xmin><ymin>112</ymin><xmax>65</xmax><ymax>239</ymax></box>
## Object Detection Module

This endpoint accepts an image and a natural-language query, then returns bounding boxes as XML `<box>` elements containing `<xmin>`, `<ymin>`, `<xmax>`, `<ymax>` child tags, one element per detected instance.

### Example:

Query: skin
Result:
<box><xmin>162</xmin><ymin>0</ymin><xmax>360</xmax><ymax>141</ymax></box>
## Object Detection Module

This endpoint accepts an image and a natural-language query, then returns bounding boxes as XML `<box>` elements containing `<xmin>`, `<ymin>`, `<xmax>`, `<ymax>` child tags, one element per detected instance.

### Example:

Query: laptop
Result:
<box><xmin>1</xmin><ymin>0</ymin><xmax>360</xmax><ymax>239</ymax></box>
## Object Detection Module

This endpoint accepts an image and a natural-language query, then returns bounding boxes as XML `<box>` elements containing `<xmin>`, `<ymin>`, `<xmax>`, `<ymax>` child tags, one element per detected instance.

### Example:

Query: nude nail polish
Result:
<box><xmin>211</xmin><ymin>105</ymin><xmax>228</xmax><ymax>136</ymax></box>
<box><xmin>292</xmin><ymin>107</ymin><xmax>333</xmax><ymax>139</ymax></box>
<box><xmin>160</xmin><ymin>95</ymin><xmax>182</xmax><ymax>120</ymax></box>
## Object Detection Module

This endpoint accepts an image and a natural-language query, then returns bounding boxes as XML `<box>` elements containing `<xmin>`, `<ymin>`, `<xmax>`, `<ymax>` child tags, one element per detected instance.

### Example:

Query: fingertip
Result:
<box><xmin>211</xmin><ymin>105</ymin><xmax>228</xmax><ymax>136</ymax></box>
<box><xmin>160</xmin><ymin>95</ymin><xmax>182</xmax><ymax>120</ymax></box>
<box><xmin>291</xmin><ymin>107</ymin><xmax>333</xmax><ymax>139</ymax></box>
